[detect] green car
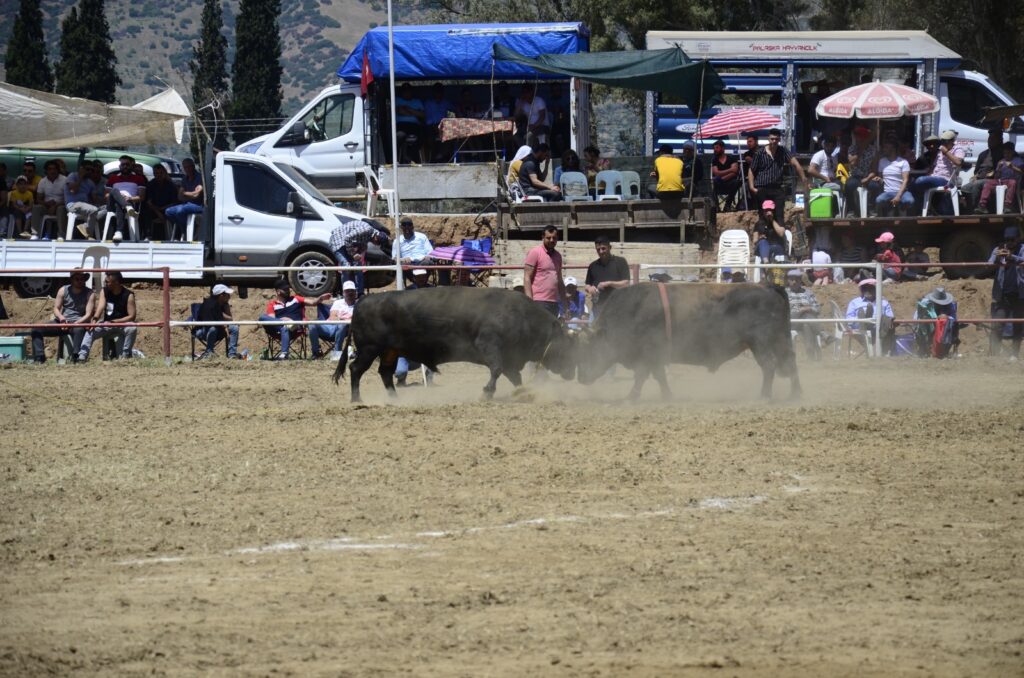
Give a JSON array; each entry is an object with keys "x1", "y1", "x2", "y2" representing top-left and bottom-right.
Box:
[{"x1": 0, "y1": 147, "x2": 183, "y2": 179}]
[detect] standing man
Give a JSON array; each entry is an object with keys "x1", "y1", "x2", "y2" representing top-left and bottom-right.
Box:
[
  {"x1": 523, "y1": 225, "x2": 567, "y2": 316},
  {"x1": 392, "y1": 216, "x2": 433, "y2": 269},
  {"x1": 747, "y1": 128, "x2": 808, "y2": 211},
  {"x1": 195, "y1": 284, "x2": 240, "y2": 359},
  {"x1": 30, "y1": 268, "x2": 95, "y2": 363},
  {"x1": 329, "y1": 218, "x2": 388, "y2": 293},
  {"x1": 164, "y1": 158, "x2": 203, "y2": 241},
  {"x1": 514, "y1": 84, "x2": 548, "y2": 147},
  {"x1": 584, "y1": 235, "x2": 631, "y2": 318},
  {"x1": 78, "y1": 271, "x2": 138, "y2": 361},
  {"x1": 988, "y1": 226, "x2": 1024, "y2": 360}
]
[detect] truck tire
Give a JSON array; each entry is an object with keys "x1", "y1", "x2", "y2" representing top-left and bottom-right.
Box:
[
  {"x1": 940, "y1": 228, "x2": 996, "y2": 279},
  {"x1": 14, "y1": 276, "x2": 57, "y2": 298},
  {"x1": 287, "y1": 251, "x2": 338, "y2": 297}
]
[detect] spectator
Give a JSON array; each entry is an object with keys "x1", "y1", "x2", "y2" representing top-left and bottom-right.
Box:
[
  {"x1": 786, "y1": 269, "x2": 822, "y2": 360},
  {"x1": 559, "y1": 276, "x2": 587, "y2": 327},
  {"x1": 730, "y1": 270, "x2": 748, "y2": 283},
  {"x1": 310, "y1": 280, "x2": 358, "y2": 359},
  {"x1": 836, "y1": 232, "x2": 870, "y2": 282},
  {"x1": 912, "y1": 130, "x2": 964, "y2": 215},
  {"x1": 8, "y1": 175, "x2": 34, "y2": 237},
  {"x1": 846, "y1": 278, "x2": 895, "y2": 355},
  {"x1": 410, "y1": 268, "x2": 433, "y2": 289},
  {"x1": 518, "y1": 143, "x2": 561, "y2": 202},
  {"x1": 903, "y1": 242, "x2": 931, "y2": 280},
  {"x1": 30, "y1": 268, "x2": 95, "y2": 363},
  {"x1": 65, "y1": 162, "x2": 99, "y2": 240},
  {"x1": 810, "y1": 247, "x2": 833, "y2": 286},
  {"x1": 867, "y1": 140, "x2": 913, "y2": 216},
  {"x1": 747, "y1": 128, "x2": 807, "y2": 210},
  {"x1": 506, "y1": 144, "x2": 531, "y2": 187},
  {"x1": 145, "y1": 163, "x2": 179, "y2": 240},
  {"x1": 680, "y1": 141, "x2": 704, "y2": 193},
  {"x1": 553, "y1": 148, "x2": 581, "y2": 185},
  {"x1": 752, "y1": 200, "x2": 788, "y2": 263},
  {"x1": 260, "y1": 279, "x2": 332, "y2": 361},
  {"x1": 0, "y1": 162, "x2": 8, "y2": 227},
  {"x1": 974, "y1": 142, "x2": 1023, "y2": 214},
  {"x1": 523, "y1": 225, "x2": 567, "y2": 316},
  {"x1": 329, "y1": 218, "x2": 388, "y2": 293},
  {"x1": 21, "y1": 160, "x2": 41, "y2": 195},
  {"x1": 495, "y1": 80, "x2": 516, "y2": 118},
  {"x1": 741, "y1": 134, "x2": 758, "y2": 167},
  {"x1": 392, "y1": 216, "x2": 433, "y2": 268},
  {"x1": 77, "y1": 271, "x2": 137, "y2": 361},
  {"x1": 720, "y1": 267, "x2": 733, "y2": 283},
  {"x1": 423, "y1": 83, "x2": 453, "y2": 162},
  {"x1": 649, "y1": 145, "x2": 684, "y2": 199},
  {"x1": 454, "y1": 86, "x2": 481, "y2": 119},
  {"x1": 103, "y1": 155, "x2": 146, "y2": 242},
  {"x1": 710, "y1": 139, "x2": 741, "y2": 210},
  {"x1": 195, "y1": 283, "x2": 240, "y2": 359},
  {"x1": 547, "y1": 82, "x2": 571, "y2": 156},
  {"x1": 31, "y1": 160, "x2": 67, "y2": 239},
  {"x1": 873, "y1": 231, "x2": 902, "y2": 282},
  {"x1": 394, "y1": 83, "x2": 425, "y2": 162},
  {"x1": 584, "y1": 234, "x2": 631, "y2": 317},
  {"x1": 843, "y1": 126, "x2": 878, "y2": 216},
  {"x1": 962, "y1": 130, "x2": 1004, "y2": 209},
  {"x1": 914, "y1": 287, "x2": 960, "y2": 358},
  {"x1": 648, "y1": 268, "x2": 673, "y2": 283},
  {"x1": 988, "y1": 226, "x2": 1024, "y2": 360},
  {"x1": 165, "y1": 158, "x2": 203, "y2": 241},
  {"x1": 582, "y1": 145, "x2": 610, "y2": 191},
  {"x1": 514, "y1": 84, "x2": 548, "y2": 147}
]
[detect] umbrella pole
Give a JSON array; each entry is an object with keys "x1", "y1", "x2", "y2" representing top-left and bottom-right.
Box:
[{"x1": 738, "y1": 132, "x2": 748, "y2": 211}]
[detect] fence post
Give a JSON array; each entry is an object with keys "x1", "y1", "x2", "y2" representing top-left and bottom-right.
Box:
[
  {"x1": 162, "y1": 267, "x2": 172, "y2": 366},
  {"x1": 874, "y1": 261, "x2": 883, "y2": 358}
]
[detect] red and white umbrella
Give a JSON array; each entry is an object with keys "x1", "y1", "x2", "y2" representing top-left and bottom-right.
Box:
[
  {"x1": 815, "y1": 81, "x2": 939, "y2": 119},
  {"x1": 693, "y1": 108, "x2": 782, "y2": 139}
]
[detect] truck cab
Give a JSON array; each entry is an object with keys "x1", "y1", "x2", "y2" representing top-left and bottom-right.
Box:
[{"x1": 939, "y1": 70, "x2": 1024, "y2": 164}]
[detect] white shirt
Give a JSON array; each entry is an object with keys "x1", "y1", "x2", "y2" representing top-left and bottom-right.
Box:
[
  {"x1": 328, "y1": 298, "x2": 356, "y2": 322},
  {"x1": 878, "y1": 157, "x2": 910, "y2": 193},
  {"x1": 112, "y1": 180, "x2": 140, "y2": 198},
  {"x1": 37, "y1": 175, "x2": 67, "y2": 203},
  {"x1": 810, "y1": 149, "x2": 835, "y2": 181},
  {"x1": 516, "y1": 95, "x2": 547, "y2": 127}
]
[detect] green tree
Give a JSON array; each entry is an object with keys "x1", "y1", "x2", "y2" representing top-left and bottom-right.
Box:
[
  {"x1": 55, "y1": 0, "x2": 121, "y2": 103},
  {"x1": 4, "y1": 0, "x2": 54, "y2": 91},
  {"x1": 190, "y1": 0, "x2": 231, "y2": 153},
  {"x1": 230, "y1": 0, "x2": 283, "y2": 143}
]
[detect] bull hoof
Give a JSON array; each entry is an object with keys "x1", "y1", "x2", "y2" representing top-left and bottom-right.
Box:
[
  {"x1": 789, "y1": 387, "x2": 803, "y2": 401},
  {"x1": 480, "y1": 389, "x2": 495, "y2": 401}
]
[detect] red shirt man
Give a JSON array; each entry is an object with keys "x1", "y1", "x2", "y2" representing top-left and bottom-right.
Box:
[{"x1": 523, "y1": 225, "x2": 567, "y2": 316}]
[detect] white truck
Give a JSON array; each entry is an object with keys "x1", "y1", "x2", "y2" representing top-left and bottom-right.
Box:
[{"x1": 0, "y1": 151, "x2": 377, "y2": 298}]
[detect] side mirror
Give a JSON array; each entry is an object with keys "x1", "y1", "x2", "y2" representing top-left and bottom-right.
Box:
[
  {"x1": 286, "y1": 191, "x2": 302, "y2": 216},
  {"x1": 281, "y1": 121, "x2": 307, "y2": 146}
]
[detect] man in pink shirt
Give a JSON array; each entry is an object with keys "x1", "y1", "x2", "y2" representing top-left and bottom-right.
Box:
[{"x1": 523, "y1": 226, "x2": 567, "y2": 316}]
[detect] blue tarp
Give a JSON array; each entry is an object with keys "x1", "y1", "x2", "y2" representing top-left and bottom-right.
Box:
[{"x1": 336, "y1": 23, "x2": 590, "y2": 83}]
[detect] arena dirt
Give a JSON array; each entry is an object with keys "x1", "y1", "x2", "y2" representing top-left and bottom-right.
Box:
[{"x1": 1, "y1": 355, "x2": 1022, "y2": 676}]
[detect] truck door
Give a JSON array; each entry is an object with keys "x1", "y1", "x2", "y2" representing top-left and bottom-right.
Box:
[
  {"x1": 939, "y1": 74, "x2": 1013, "y2": 165},
  {"x1": 216, "y1": 159, "x2": 307, "y2": 270},
  {"x1": 282, "y1": 92, "x2": 363, "y2": 194}
]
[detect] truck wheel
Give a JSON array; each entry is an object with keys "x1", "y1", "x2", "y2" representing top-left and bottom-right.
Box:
[
  {"x1": 287, "y1": 251, "x2": 338, "y2": 297},
  {"x1": 940, "y1": 229, "x2": 996, "y2": 279},
  {"x1": 14, "y1": 277, "x2": 57, "y2": 298}
]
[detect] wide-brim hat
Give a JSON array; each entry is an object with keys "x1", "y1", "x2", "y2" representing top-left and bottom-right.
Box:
[{"x1": 927, "y1": 287, "x2": 953, "y2": 305}]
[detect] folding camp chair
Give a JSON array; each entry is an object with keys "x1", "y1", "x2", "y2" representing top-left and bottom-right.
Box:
[
  {"x1": 189, "y1": 302, "x2": 232, "y2": 360},
  {"x1": 264, "y1": 303, "x2": 309, "y2": 359}
]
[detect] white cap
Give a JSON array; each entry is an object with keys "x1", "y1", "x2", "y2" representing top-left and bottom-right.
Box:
[
  {"x1": 412, "y1": 268, "x2": 427, "y2": 276},
  {"x1": 342, "y1": 280, "x2": 357, "y2": 291},
  {"x1": 212, "y1": 283, "x2": 233, "y2": 296},
  {"x1": 511, "y1": 276, "x2": 524, "y2": 289},
  {"x1": 564, "y1": 276, "x2": 578, "y2": 286}
]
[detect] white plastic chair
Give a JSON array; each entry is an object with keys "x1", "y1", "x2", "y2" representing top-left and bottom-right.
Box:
[
  {"x1": 995, "y1": 184, "x2": 1008, "y2": 215},
  {"x1": 509, "y1": 182, "x2": 544, "y2": 203},
  {"x1": 559, "y1": 171, "x2": 592, "y2": 202},
  {"x1": 38, "y1": 215, "x2": 60, "y2": 240},
  {"x1": 620, "y1": 171, "x2": 642, "y2": 199},
  {"x1": 856, "y1": 187, "x2": 870, "y2": 218},
  {"x1": 100, "y1": 211, "x2": 139, "y2": 242},
  {"x1": 829, "y1": 299, "x2": 874, "y2": 359},
  {"x1": 363, "y1": 166, "x2": 398, "y2": 218},
  {"x1": 185, "y1": 213, "x2": 201, "y2": 241},
  {"x1": 922, "y1": 170, "x2": 961, "y2": 216},
  {"x1": 595, "y1": 170, "x2": 623, "y2": 201},
  {"x1": 716, "y1": 229, "x2": 751, "y2": 283}
]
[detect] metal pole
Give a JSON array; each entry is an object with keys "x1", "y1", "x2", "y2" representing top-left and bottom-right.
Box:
[
  {"x1": 874, "y1": 261, "x2": 883, "y2": 357},
  {"x1": 161, "y1": 267, "x2": 172, "y2": 366},
  {"x1": 385, "y1": 0, "x2": 404, "y2": 291}
]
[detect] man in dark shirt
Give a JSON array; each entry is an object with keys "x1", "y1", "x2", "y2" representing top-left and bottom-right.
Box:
[
  {"x1": 747, "y1": 128, "x2": 808, "y2": 210},
  {"x1": 584, "y1": 235, "x2": 631, "y2": 318},
  {"x1": 144, "y1": 163, "x2": 179, "y2": 240},
  {"x1": 195, "y1": 284, "x2": 240, "y2": 359},
  {"x1": 988, "y1": 226, "x2": 1024, "y2": 359},
  {"x1": 518, "y1": 143, "x2": 562, "y2": 201}
]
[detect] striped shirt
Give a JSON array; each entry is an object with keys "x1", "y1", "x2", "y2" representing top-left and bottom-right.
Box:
[
  {"x1": 749, "y1": 146, "x2": 792, "y2": 188},
  {"x1": 329, "y1": 220, "x2": 376, "y2": 251},
  {"x1": 786, "y1": 287, "x2": 820, "y2": 316}
]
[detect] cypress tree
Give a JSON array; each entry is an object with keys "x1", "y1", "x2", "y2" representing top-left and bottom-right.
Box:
[
  {"x1": 230, "y1": 0, "x2": 283, "y2": 143},
  {"x1": 4, "y1": 0, "x2": 54, "y2": 92},
  {"x1": 190, "y1": 0, "x2": 231, "y2": 153},
  {"x1": 55, "y1": 0, "x2": 120, "y2": 103}
]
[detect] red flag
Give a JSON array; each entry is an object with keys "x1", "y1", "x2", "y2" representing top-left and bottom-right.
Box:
[{"x1": 360, "y1": 50, "x2": 374, "y2": 97}]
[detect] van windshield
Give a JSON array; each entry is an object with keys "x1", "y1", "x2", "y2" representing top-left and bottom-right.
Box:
[{"x1": 273, "y1": 163, "x2": 333, "y2": 206}]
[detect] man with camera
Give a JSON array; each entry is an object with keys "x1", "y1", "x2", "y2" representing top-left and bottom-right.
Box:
[{"x1": 988, "y1": 225, "x2": 1024, "y2": 360}]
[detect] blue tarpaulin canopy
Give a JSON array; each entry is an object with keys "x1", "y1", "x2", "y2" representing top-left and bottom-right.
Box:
[{"x1": 336, "y1": 23, "x2": 590, "y2": 83}]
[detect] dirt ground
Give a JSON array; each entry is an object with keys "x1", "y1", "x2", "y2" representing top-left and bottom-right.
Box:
[{"x1": 1, "y1": 352, "x2": 1022, "y2": 676}]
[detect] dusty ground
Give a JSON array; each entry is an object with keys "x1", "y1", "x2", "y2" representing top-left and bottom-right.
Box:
[{"x1": 0, "y1": 354, "x2": 1022, "y2": 676}]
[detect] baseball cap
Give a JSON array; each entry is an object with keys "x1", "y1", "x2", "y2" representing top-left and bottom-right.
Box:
[
  {"x1": 924, "y1": 135, "x2": 940, "y2": 144},
  {"x1": 15, "y1": 175, "x2": 27, "y2": 183},
  {"x1": 858, "y1": 278, "x2": 878, "y2": 287},
  {"x1": 761, "y1": 200, "x2": 776, "y2": 210},
  {"x1": 939, "y1": 130, "x2": 958, "y2": 141},
  {"x1": 786, "y1": 269, "x2": 803, "y2": 278},
  {"x1": 875, "y1": 232, "x2": 895, "y2": 243},
  {"x1": 212, "y1": 283, "x2": 233, "y2": 296},
  {"x1": 399, "y1": 216, "x2": 413, "y2": 226},
  {"x1": 564, "y1": 276, "x2": 578, "y2": 286},
  {"x1": 342, "y1": 280, "x2": 357, "y2": 291},
  {"x1": 411, "y1": 268, "x2": 427, "y2": 276},
  {"x1": 274, "y1": 279, "x2": 291, "y2": 291}
]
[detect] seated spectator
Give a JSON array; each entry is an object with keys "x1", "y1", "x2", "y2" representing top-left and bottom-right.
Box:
[
  {"x1": 710, "y1": 139, "x2": 741, "y2": 210},
  {"x1": 30, "y1": 268, "x2": 95, "y2": 363},
  {"x1": 410, "y1": 268, "x2": 433, "y2": 289},
  {"x1": 145, "y1": 163, "x2": 179, "y2": 240},
  {"x1": 843, "y1": 126, "x2": 878, "y2": 217},
  {"x1": 310, "y1": 280, "x2": 358, "y2": 359},
  {"x1": 103, "y1": 155, "x2": 146, "y2": 241},
  {"x1": 873, "y1": 232, "x2": 902, "y2": 282},
  {"x1": 77, "y1": 271, "x2": 137, "y2": 361},
  {"x1": 507, "y1": 145, "x2": 531, "y2": 187},
  {"x1": 867, "y1": 140, "x2": 913, "y2": 216},
  {"x1": 846, "y1": 278, "x2": 895, "y2": 355},
  {"x1": 988, "y1": 226, "x2": 1024, "y2": 360},
  {"x1": 392, "y1": 216, "x2": 433, "y2": 269},
  {"x1": 730, "y1": 270, "x2": 748, "y2": 283},
  {"x1": 962, "y1": 130, "x2": 1004, "y2": 209},
  {"x1": 0, "y1": 162, "x2": 9, "y2": 227},
  {"x1": 720, "y1": 267, "x2": 733, "y2": 283},
  {"x1": 837, "y1": 232, "x2": 870, "y2": 282},
  {"x1": 553, "y1": 148, "x2": 581, "y2": 185},
  {"x1": 912, "y1": 130, "x2": 964, "y2": 215},
  {"x1": 423, "y1": 83, "x2": 453, "y2": 162},
  {"x1": 454, "y1": 86, "x2": 481, "y2": 119},
  {"x1": 394, "y1": 83, "x2": 425, "y2": 162},
  {"x1": 582, "y1": 145, "x2": 610, "y2": 191},
  {"x1": 680, "y1": 141, "x2": 704, "y2": 193},
  {"x1": 165, "y1": 158, "x2": 203, "y2": 241},
  {"x1": 260, "y1": 279, "x2": 332, "y2": 361},
  {"x1": 8, "y1": 175, "x2": 34, "y2": 236},
  {"x1": 810, "y1": 247, "x2": 833, "y2": 286},
  {"x1": 913, "y1": 287, "x2": 960, "y2": 358},
  {"x1": 518, "y1": 143, "x2": 561, "y2": 201},
  {"x1": 65, "y1": 162, "x2": 99, "y2": 239},
  {"x1": 195, "y1": 284, "x2": 239, "y2": 359},
  {"x1": 31, "y1": 160, "x2": 67, "y2": 239},
  {"x1": 974, "y1": 142, "x2": 1023, "y2": 214},
  {"x1": 559, "y1": 276, "x2": 588, "y2": 328},
  {"x1": 786, "y1": 269, "x2": 823, "y2": 360},
  {"x1": 903, "y1": 242, "x2": 931, "y2": 280},
  {"x1": 649, "y1": 145, "x2": 684, "y2": 199},
  {"x1": 752, "y1": 200, "x2": 788, "y2": 263},
  {"x1": 20, "y1": 160, "x2": 41, "y2": 195}
]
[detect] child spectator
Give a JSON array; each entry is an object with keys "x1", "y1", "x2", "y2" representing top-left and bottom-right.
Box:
[
  {"x1": 810, "y1": 247, "x2": 832, "y2": 285},
  {"x1": 873, "y1": 232, "x2": 902, "y2": 282},
  {"x1": 8, "y1": 176, "x2": 34, "y2": 237}
]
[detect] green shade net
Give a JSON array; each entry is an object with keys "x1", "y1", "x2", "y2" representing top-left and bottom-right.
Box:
[{"x1": 493, "y1": 44, "x2": 725, "y2": 112}]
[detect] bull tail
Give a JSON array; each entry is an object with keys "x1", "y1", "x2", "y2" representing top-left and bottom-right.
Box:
[{"x1": 332, "y1": 332, "x2": 352, "y2": 385}]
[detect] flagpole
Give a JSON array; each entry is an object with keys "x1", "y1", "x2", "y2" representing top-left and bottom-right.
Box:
[{"x1": 385, "y1": 0, "x2": 404, "y2": 290}]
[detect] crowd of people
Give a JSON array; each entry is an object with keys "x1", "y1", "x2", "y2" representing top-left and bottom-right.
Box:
[{"x1": 0, "y1": 155, "x2": 203, "y2": 243}]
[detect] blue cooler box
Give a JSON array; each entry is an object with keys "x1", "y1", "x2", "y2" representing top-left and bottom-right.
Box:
[{"x1": 0, "y1": 336, "x2": 27, "y2": 363}]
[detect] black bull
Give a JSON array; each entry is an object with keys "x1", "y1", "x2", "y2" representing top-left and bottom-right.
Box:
[
  {"x1": 576, "y1": 283, "x2": 801, "y2": 399},
  {"x1": 333, "y1": 287, "x2": 576, "y2": 401}
]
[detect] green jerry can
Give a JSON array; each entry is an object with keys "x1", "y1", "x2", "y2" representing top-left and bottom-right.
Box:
[{"x1": 808, "y1": 187, "x2": 835, "y2": 219}]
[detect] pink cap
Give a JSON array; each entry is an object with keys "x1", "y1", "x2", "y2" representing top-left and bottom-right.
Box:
[
  {"x1": 875, "y1": 232, "x2": 895, "y2": 243},
  {"x1": 761, "y1": 200, "x2": 776, "y2": 210},
  {"x1": 858, "y1": 278, "x2": 878, "y2": 287}
]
